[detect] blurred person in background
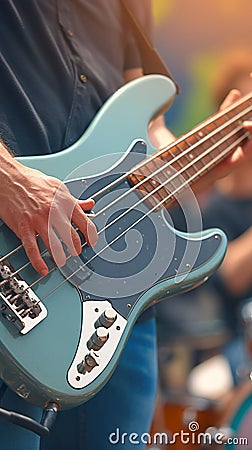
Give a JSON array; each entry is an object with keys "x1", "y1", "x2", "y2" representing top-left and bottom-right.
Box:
[
  {"x1": 200, "y1": 48, "x2": 252, "y2": 384},
  {"x1": 156, "y1": 48, "x2": 252, "y2": 397}
]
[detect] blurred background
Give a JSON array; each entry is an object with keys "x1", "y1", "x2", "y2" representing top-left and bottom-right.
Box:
[
  {"x1": 152, "y1": 0, "x2": 252, "y2": 134},
  {"x1": 148, "y1": 2, "x2": 252, "y2": 447}
]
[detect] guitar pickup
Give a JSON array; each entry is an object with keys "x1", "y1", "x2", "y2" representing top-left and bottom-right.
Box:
[{"x1": 0, "y1": 263, "x2": 47, "y2": 334}]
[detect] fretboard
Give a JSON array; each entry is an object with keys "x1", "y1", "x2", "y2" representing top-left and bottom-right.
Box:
[{"x1": 128, "y1": 92, "x2": 252, "y2": 209}]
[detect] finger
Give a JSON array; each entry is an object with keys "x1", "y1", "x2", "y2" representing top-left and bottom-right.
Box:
[
  {"x1": 20, "y1": 229, "x2": 49, "y2": 276},
  {"x1": 54, "y1": 220, "x2": 82, "y2": 256},
  {"x1": 243, "y1": 120, "x2": 252, "y2": 130},
  {"x1": 40, "y1": 227, "x2": 67, "y2": 268},
  {"x1": 229, "y1": 146, "x2": 245, "y2": 164},
  {"x1": 79, "y1": 198, "x2": 95, "y2": 211},
  {"x1": 220, "y1": 89, "x2": 241, "y2": 111},
  {"x1": 72, "y1": 204, "x2": 98, "y2": 247},
  {"x1": 69, "y1": 226, "x2": 82, "y2": 255}
]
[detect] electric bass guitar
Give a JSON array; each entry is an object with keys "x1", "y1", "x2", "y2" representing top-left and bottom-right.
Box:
[{"x1": 0, "y1": 75, "x2": 251, "y2": 414}]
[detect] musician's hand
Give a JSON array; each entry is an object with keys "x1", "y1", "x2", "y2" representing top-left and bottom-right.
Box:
[
  {"x1": 0, "y1": 151, "x2": 98, "y2": 276},
  {"x1": 215, "y1": 74, "x2": 252, "y2": 177}
]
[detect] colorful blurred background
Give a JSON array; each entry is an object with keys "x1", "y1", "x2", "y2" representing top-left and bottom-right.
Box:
[{"x1": 152, "y1": 0, "x2": 252, "y2": 136}]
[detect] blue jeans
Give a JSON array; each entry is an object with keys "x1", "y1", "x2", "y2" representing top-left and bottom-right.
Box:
[
  {"x1": 223, "y1": 336, "x2": 248, "y2": 385},
  {"x1": 0, "y1": 319, "x2": 157, "y2": 450},
  {"x1": 0, "y1": 384, "x2": 41, "y2": 450}
]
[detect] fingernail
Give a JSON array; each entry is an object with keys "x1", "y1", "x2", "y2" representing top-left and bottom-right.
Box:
[{"x1": 41, "y1": 268, "x2": 49, "y2": 277}]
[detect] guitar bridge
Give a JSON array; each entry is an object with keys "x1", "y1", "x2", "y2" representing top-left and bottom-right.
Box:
[{"x1": 0, "y1": 262, "x2": 47, "y2": 334}]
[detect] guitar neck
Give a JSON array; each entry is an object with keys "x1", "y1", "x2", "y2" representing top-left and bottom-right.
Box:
[{"x1": 129, "y1": 92, "x2": 252, "y2": 208}]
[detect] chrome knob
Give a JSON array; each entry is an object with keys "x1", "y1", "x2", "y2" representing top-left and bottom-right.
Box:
[
  {"x1": 87, "y1": 327, "x2": 109, "y2": 351},
  {"x1": 95, "y1": 308, "x2": 117, "y2": 328},
  {"x1": 0, "y1": 264, "x2": 11, "y2": 279},
  {"x1": 77, "y1": 354, "x2": 98, "y2": 374}
]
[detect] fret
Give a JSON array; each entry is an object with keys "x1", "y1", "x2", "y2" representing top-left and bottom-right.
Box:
[
  {"x1": 176, "y1": 141, "x2": 199, "y2": 179},
  {"x1": 152, "y1": 145, "x2": 193, "y2": 202},
  {"x1": 160, "y1": 146, "x2": 194, "y2": 206},
  {"x1": 193, "y1": 128, "x2": 213, "y2": 168},
  {"x1": 137, "y1": 155, "x2": 170, "y2": 197},
  {"x1": 161, "y1": 146, "x2": 189, "y2": 176},
  {"x1": 218, "y1": 114, "x2": 244, "y2": 153},
  {"x1": 161, "y1": 145, "x2": 191, "y2": 181},
  {"x1": 128, "y1": 154, "x2": 173, "y2": 208},
  {"x1": 185, "y1": 134, "x2": 205, "y2": 169}
]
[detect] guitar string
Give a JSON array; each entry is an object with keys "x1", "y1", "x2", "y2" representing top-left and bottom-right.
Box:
[
  {"x1": 0, "y1": 93, "x2": 251, "y2": 268},
  {"x1": 85, "y1": 93, "x2": 252, "y2": 203},
  {"x1": 1, "y1": 97, "x2": 251, "y2": 273},
  {"x1": 36, "y1": 131, "x2": 248, "y2": 306},
  {"x1": 2, "y1": 111, "x2": 249, "y2": 292},
  {"x1": 1, "y1": 102, "x2": 251, "y2": 307},
  {"x1": 83, "y1": 108, "x2": 252, "y2": 219},
  {"x1": 1, "y1": 104, "x2": 251, "y2": 305}
]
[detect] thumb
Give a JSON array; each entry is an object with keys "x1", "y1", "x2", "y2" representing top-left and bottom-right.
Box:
[{"x1": 78, "y1": 198, "x2": 95, "y2": 211}]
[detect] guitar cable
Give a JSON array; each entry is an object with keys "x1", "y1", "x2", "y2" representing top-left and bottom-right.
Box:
[{"x1": 0, "y1": 383, "x2": 58, "y2": 437}]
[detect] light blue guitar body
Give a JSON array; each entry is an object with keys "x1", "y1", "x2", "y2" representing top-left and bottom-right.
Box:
[{"x1": 0, "y1": 75, "x2": 227, "y2": 410}]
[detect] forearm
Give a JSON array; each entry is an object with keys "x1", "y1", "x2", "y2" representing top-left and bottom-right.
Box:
[
  {"x1": 0, "y1": 140, "x2": 18, "y2": 176},
  {"x1": 148, "y1": 114, "x2": 175, "y2": 149},
  {"x1": 0, "y1": 141, "x2": 26, "y2": 208},
  {"x1": 0, "y1": 140, "x2": 42, "y2": 219},
  {"x1": 220, "y1": 227, "x2": 252, "y2": 295}
]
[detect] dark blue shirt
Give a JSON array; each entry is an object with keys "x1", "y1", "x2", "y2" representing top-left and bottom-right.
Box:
[
  {"x1": 202, "y1": 191, "x2": 252, "y2": 334},
  {"x1": 0, "y1": 0, "x2": 155, "y2": 322},
  {"x1": 0, "y1": 0, "x2": 141, "y2": 156}
]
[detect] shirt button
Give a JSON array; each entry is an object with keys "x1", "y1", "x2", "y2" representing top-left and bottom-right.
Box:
[
  {"x1": 80, "y1": 74, "x2": 87, "y2": 83},
  {"x1": 67, "y1": 29, "x2": 74, "y2": 37}
]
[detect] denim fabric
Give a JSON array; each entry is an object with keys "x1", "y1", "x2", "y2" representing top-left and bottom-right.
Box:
[
  {"x1": 0, "y1": 383, "x2": 42, "y2": 450},
  {"x1": 41, "y1": 318, "x2": 158, "y2": 450},
  {"x1": 0, "y1": 319, "x2": 157, "y2": 450}
]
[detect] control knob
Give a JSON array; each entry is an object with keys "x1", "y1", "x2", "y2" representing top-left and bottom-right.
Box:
[
  {"x1": 87, "y1": 327, "x2": 109, "y2": 351},
  {"x1": 77, "y1": 354, "x2": 98, "y2": 374},
  {"x1": 95, "y1": 308, "x2": 117, "y2": 328}
]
